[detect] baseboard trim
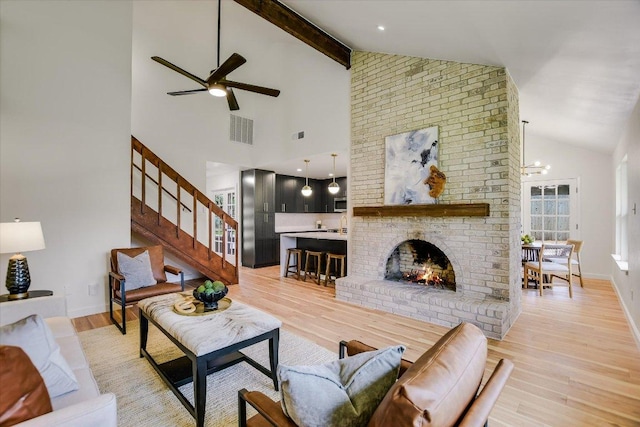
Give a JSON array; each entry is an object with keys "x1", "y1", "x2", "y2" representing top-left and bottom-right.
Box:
[
  {"x1": 584, "y1": 272, "x2": 610, "y2": 281},
  {"x1": 68, "y1": 303, "x2": 110, "y2": 319},
  {"x1": 610, "y1": 275, "x2": 640, "y2": 351}
]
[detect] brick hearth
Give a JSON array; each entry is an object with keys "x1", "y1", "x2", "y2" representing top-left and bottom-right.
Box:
[{"x1": 336, "y1": 277, "x2": 509, "y2": 340}]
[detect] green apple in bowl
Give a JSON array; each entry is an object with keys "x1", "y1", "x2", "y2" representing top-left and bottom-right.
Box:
[{"x1": 193, "y1": 281, "x2": 228, "y2": 311}]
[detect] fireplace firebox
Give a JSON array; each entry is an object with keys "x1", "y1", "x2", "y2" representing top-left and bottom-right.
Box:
[{"x1": 385, "y1": 239, "x2": 456, "y2": 291}]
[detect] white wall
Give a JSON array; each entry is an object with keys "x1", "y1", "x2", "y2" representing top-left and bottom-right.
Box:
[
  {"x1": 611, "y1": 98, "x2": 640, "y2": 344},
  {"x1": 523, "y1": 134, "x2": 614, "y2": 279},
  {"x1": 207, "y1": 170, "x2": 240, "y2": 196},
  {"x1": 0, "y1": 1, "x2": 133, "y2": 317}
]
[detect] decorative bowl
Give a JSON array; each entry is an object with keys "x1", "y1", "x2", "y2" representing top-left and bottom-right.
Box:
[{"x1": 192, "y1": 286, "x2": 228, "y2": 310}]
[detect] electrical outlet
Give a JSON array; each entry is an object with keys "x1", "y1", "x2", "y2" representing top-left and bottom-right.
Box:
[{"x1": 88, "y1": 283, "x2": 98, "y2": 296}]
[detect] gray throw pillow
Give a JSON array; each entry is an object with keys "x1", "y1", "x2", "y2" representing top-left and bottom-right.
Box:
[
  {"x1": 0, "y1": 314, "x2": 79, "y2": 398},
  {"x1": 117, "y1": 250, "x2": 156, "y2": 290},
  {"x1": 278, "y1": 344, "x2": 405, "y2": 427}
]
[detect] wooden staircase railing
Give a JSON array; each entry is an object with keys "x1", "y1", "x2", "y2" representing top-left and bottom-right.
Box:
[{"x1": 130, "y1": 136, "x2": 239, "y2": 285}]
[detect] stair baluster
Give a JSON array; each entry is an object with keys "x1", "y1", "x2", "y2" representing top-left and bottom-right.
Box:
[{"x1": 130, "y1": 136, "x2": 238, "y2": 284}]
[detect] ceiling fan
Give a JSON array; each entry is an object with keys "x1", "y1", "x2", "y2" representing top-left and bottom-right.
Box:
[{"x1": 151, "y1": 0, "x2": 280, "y2": 111}]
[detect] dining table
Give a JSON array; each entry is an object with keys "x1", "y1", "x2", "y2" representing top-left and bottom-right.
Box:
[{"x1": 521, "y1": 242, "x2": 542, "y2": 263}]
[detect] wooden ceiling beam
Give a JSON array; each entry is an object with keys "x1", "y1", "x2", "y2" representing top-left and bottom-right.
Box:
[{"x1": 232, "y1": 0, "x2": 351, "y2": 69}]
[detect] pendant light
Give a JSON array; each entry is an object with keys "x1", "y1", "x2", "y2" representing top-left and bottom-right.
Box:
[
  {"x1": 328, "y1": 153, "x2": 340, "y2": 194},
  {"x1": 301, "y1": 159, "x2": 312, "y2": 197}
]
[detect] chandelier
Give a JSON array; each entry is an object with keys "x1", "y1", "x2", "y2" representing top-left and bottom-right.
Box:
[{"x1": 521, "y1": 120, "x2": 550, "y2": 176}]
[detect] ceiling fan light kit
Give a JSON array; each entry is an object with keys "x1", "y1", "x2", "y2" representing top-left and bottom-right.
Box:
[
  {"x1": 328, "y1": 153, "x2": 340, "y2": 194},
  {"x1": 151, "y1": 0, "x2": 279, "y2": 111},
  {"x1": 208, "y1": 84, "x2": 227, "y2": 97}
]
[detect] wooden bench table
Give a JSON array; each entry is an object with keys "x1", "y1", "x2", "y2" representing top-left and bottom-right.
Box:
[{"x1": 138, "y1": 293, "x2": 281, "y2": 427}]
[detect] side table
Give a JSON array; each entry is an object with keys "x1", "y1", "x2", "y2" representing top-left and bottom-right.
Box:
[
  {"x1": 0, "y1": 290, "x2": 53, "y2": 302},
  {"x1": 0, "y1": 291, "x2": 65, "y2": 327}
]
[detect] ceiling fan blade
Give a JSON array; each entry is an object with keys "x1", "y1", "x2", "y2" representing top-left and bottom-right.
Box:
[
  {"x1": 227, "y1": 88, "x2": 240, "y2": 111},
  {"x1": 151, "y1": 56, "x2": 207, "y2": 88},
  {"x1": 223, "y1": 80, "x2": 280, "y2": 97},
  {"x1": 167, "y1": 89, "x2": 208, "y2": 96},
  {"x1": 207, "y1": 53, "x2": 246, "y2": 85}
]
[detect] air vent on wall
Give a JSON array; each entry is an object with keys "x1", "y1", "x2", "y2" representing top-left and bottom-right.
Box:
[{"x1": 230, "y1": 114, "x2": 253, "y2": 145}]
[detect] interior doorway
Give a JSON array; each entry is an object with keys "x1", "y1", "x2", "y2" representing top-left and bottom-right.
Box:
[
  {"x1": 211, "y1": 187, "x2": 237, "y2": 259},
  {"x1": 522, "y1": 178, "x2": 580, "y2": 242}
]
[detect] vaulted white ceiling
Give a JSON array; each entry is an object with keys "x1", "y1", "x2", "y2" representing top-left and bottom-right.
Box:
[{"x1": 282, "y1": 0, "x2": 640, "y2": 154}]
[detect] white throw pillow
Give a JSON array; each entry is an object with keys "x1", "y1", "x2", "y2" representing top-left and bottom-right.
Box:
[
  {"x1": 0, "y1": 314, "x2": 79, "y2": 398},
  {"x1": 117, "y1": 250, "x2": 156, "y2": 290},
  {"x1": 278, "y1": 345, "x2": 405, "y2": 427}
]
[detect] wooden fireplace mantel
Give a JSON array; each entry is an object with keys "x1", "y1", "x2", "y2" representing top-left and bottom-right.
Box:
[{"x1": 352, "y1": 203, "x2": 490, "y2": 217}]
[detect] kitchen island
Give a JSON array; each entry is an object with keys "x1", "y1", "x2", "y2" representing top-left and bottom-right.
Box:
[{"x1": 279, "y1": 231, "x2": 347, "y2": 277}]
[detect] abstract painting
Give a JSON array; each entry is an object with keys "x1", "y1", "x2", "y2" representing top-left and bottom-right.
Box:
[{"x1": 384, "y1": 126, "x2": 439, "y2": 205}]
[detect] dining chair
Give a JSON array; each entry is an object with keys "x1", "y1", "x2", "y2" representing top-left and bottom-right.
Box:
[
  {"x1": 543, "y1": 239, "x2": 584, "y2": 287},
  {"x1": 524, "y1": 243, "x2": 574, "y2": 297},
  {"x1": 521, "y1": 243, "x2": 540, "y2": 288}
]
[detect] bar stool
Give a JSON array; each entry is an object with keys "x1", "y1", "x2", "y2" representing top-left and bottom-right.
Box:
[
  {"x1": 284, "y1": 248, "x2": 303, "y2": 280},
  {"x1": 324, "y1": 253, "x2": 346, "y2": 286},
  {"x1": 303, "y1": 250, "x2": 324, "y2": 285}
]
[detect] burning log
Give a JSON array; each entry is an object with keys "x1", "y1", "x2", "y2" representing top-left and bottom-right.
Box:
[{"x1": 402, "y1": 269, "x2": 445, "y2": 288}]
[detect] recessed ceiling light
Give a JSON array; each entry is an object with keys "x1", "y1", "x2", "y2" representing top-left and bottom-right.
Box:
[
  {"x1": 329, "y1": 173, "x2": 334, "y2": 177},
  {"x1": 377, "y1": 25, "x2": 385, "y2": 31},
  {"x1": 296, "y1": 168, "x2": 302, "y2": 172}
]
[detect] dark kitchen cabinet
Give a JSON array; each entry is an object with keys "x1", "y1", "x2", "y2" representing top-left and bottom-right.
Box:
[
  {"x1": 336, "y1": 177, "x2": 347, "y2": 199},
  {"x1": 242, "y1": 169, "x2": 279, "y2": 268},
  {"x1": 276, "y1": 174, "x2": 303, "y2": 213},
  {"x1": 274, "y1": 174, "x2": 347, "y2": 213},
  {"x1": 275, "y1": 174, "x2": 315, "y2": 213},
  {"x1": 318, "y1": 176, "x2": 348, "y2": 213},
  {"x1": 301, "y1": 178, "x2": 320, "y2": 213},
  {"x1": 318, "y1": 180, "x2": 331, "y2": 213}
]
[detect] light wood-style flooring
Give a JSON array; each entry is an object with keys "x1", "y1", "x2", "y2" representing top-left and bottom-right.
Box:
[{"x1": 73, "y1": 266, "x2": 640, "y2": 426}]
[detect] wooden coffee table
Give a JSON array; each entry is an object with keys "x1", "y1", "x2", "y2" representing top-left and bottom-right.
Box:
[{"x1": 138, "y1": 293, "x2": 281, "y2": 427}]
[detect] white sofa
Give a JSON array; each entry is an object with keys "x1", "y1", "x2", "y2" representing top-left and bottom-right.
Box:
[{"x1": 0, "y1": 295, "x2": 117, "y2": 427}]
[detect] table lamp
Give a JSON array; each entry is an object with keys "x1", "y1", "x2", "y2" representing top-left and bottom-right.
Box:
[{"x1": 0, "y1": 218, "x2": 46, "y2": 299}]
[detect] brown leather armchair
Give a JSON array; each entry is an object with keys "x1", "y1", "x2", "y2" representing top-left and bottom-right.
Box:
[
  {"x1": 239, "y1": 322, "x2": 513, "y2": 427},
  {"x1": 109, "y1": 245, "x2": 184, "y2": 334}
]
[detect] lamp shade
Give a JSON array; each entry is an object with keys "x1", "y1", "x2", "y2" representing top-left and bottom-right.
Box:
[{"x1": 0, "y1": 221, "x2": 46, "y2": 254}]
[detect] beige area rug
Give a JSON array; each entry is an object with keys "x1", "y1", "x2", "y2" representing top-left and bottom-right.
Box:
[{"x1": 79, "y1": 322, "x2": 337, "y2": 427}]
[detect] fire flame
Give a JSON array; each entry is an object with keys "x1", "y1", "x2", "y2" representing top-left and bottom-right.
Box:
[
  {"x1": 418, "y1": 267, "x2": 443, "y2": 284},
  {"x1": 402, "y1": 266, "x2": 443, "y2": 286}
]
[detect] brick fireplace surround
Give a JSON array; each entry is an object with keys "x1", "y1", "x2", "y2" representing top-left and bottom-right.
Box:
[{"x1": 336, "y1": 52, "x2": 522, "y2": 340}]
